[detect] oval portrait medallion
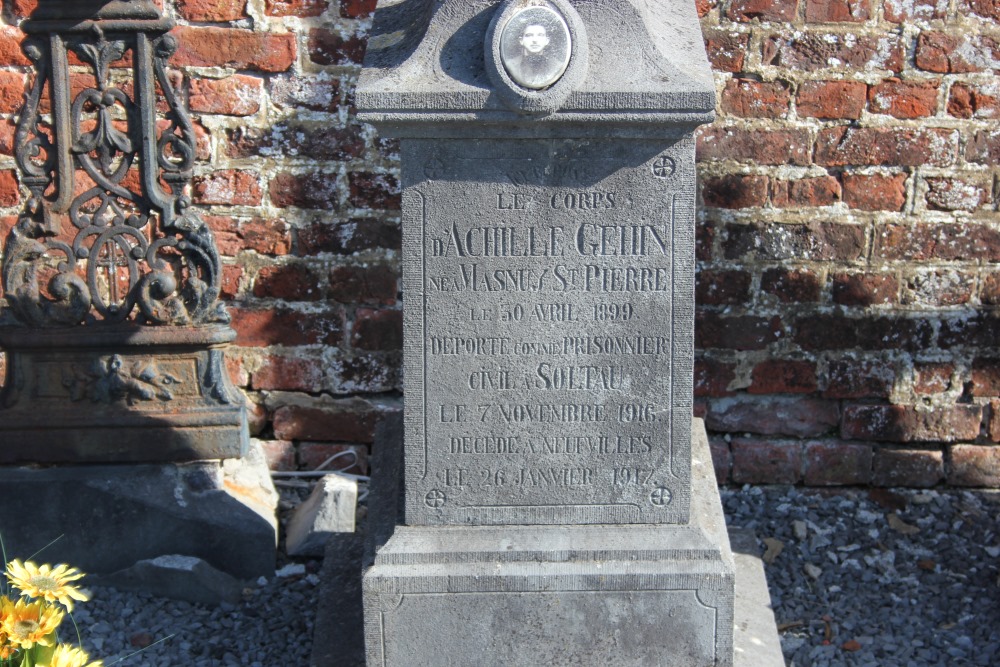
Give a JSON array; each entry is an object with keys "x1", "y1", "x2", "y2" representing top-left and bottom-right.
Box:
[{"x1": 499, "y1": 4, "x2": 572, "y2": 90}]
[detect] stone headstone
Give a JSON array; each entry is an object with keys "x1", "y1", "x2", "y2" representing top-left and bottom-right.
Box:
[{"x1": 356, "y1": 1, "x2": 763, "y2": 665}]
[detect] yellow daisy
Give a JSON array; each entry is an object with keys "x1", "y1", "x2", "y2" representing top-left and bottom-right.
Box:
[
  {"x1": 40, "y1": 644, "x2": 103, "y2": 667},
  {"x1": 1, "y1": 597, "x2": 63, "y2": 649},
  {"x1": 6, "y1": 561, "x2": 89, "y2": 611}
]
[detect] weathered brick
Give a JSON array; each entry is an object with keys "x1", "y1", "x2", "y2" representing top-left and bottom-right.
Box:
[
  {"x1": 330, "y1": 352, "x2": 403, "y2": 394},
  {"x1": 0, "y1": 71, "x2": 25, "y2": 114},
  {"x1": 0, "y1": 170, "x2": 18, "y2": 207},
  {"x1": 309, "y1": 28, "x2": 367, "y2": 66},
  {"x1": 696, "y1": 127, "x2": 811, "y2": 166},
  {"x1": 726, "y1": 0, "x2": 798, "y2": 22},
  {"x1": 964, "y1": 0, "x2": 1000, "y2": 19},
  {"x1": 695, "y1": 269, "x2": 751, "y2": 305},
  {"x1": 696, "y1": 220, "x2": 716, "y2": 262},
  {"x1": 229, "y1": 307, "x2": 344, "y2": 347},
  {"x1": 348, "y1": 172, "x2": 401, "y2": 210},
  {"x1": 868, "y1": 79, "x2": 939, "y2": 118},
  {"x1": 795, "y1": 314, "x2": 935, "y2": 352},
  {"x1": 872, "y1": 448, "x2": 944, "y2": 487},
  {"x1": 172, "y1": 26, "x2": 296, "y2": 72},
  {"x1": 720, "y1": 78, "x2": 790, "y2": 118},
  {"x1": 796, "y1": 80, "x2": 867, "y2": 120},
  {"x1": 703, "y1": 29, "x2": 750, "y2": 73},
  {"x1": 902, "y1": 269, "x2": 974, "y2": 307},
  {"x1": 329, "y1": 264, "x2": 398, "y2": 305},
  {"x1": 207, "y1": 216, "x2": 292, "y2": 256},
  {"x1": 270, "y1": 75, "x2": 340, "y2": 112},
  {"x1": 916, "y1": 31, "x2": 1000, "y2": 74},
  {"x1": 352, "y1": 308, "x2": 403, "y2": 351},
  {"x1": 913, "y1": 362, "x2": 952, "y2": 395},
  {"x1": 815, "y1": 127, "x2": 958, "y2": 168},
  {"x1": 219, "y1": 264, "x2": 243, "y2": 300},
  {"x1": 842, "y1": 172, "x2": 907, "y2": 211},
  {"x1": 266, "y1": 0, "x2": 328, "y2": 16},
  {"x1": 176, "y1": 0, "x2": 247, "y2": 21},
  {"x1": 969, "y1": 358, "x2": 1000, "y2": 397},
  {"x1": 981, "y1": 272, "x2": 1000, "y2": 305},
  {"x1": 340, "y1": 0, "x2": 376, "y2": 17},
  {"x1": 252, "y1": 355, "x2": 324, "y2": 392},
  {"x1": 805, "y1": 0, "x2": 870, "y2": 22},
  {"x1": 297, "y1": 219, "x2": 401, "y2": 255},
  {"x1": 696, "y1": 313, "x2": 783, "y2": 350},
  {"x1": 708, "y1": 437, "x2": 731, "y2": 485},
  {"x1": 771, "y1": 176, "x2": 841, "y2": 208},
  {"x1": 990, "y1": 399, "x2": 1000, "y2": 442},
  {"x1": 949, "y1": 445, "x2": 1000, "y2": 487},
  {"x1": 272, "y1": 399, "x2": 378, "y2": 442},
  {"x1": 257, "y1": 439, "x2": 296, "y2": 472},
  {"x1": 764, "y1": 33, "x2": 903, "y2": 72},
  {"x1": 967, "y1": 128, "x2": 1000, "y2": 164},
  {"x1": 823, "y1": 358, "x2": 895, "y2": 399},
  {"x1": 701, "y1": 174, "x2": 769, "y2": 208},
  {"x1": 253, "y1": 263, "x2": 323, "y2": 301},
  {"x1": 723, "y1": 222, "x2": 865, "y2": 261},
  {"x1": 924, "y1": 177, "x2": 990, "y2": 212},
  {"x1": 694, "y1": 357, "x2": 737, "y2": 397},
  {"x1": 731, "y1": 439, "x2": 802, "y2": 484},
  {"x1": 841, "y1": 404, "x2": 982, "y2": 442},
  {"x1": 226, "y1": 123, "x2": 365, "y2": 161},
  {"x1": 831, "y1": 272, "x2": 898, "y2": 306},
  {"x1": 189, "y1": 76, "x2": 261, "y2": 116},
  {"x1": 874, "y1": 223, "x2": 1000, "y2": 262},
  {"x1": 707, "y1": 396, "x2": 839, "y2": 437},
  {"x1": 270, "y1": 172, "x2": 341, "y2": 209},
  {"x1": 948, "y1": 81, "x2": 1000, "y2": 119},
  {"x1": 885, "y1": 0, "x2": 947, "y2": 21},
  {"x1": 193, "y1": 170, "x2": 262, "y2": 206},
  {"x1": 0, "y1": 27, "x2": 30, "y2": 67},
  {"x1": 803, "y1": 442, "x2": 873, "y2": 485},
  {"x1": 761, "y1": 268, "x2": 821, "y2": 302},
  {"x1": 749, "y1": 359, "x2": 817, "y2": 394},
  {"x1": 940, "y1": 314, "x2": 1000, "y2": 349}
]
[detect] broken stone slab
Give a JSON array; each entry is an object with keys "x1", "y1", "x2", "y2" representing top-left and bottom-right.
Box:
[
  {"x1": 286, "y1": 473, "x2": 359, "y2": 557},
  {"x1": 94, "y1": 555, "x2": 243, "y2": 606}
]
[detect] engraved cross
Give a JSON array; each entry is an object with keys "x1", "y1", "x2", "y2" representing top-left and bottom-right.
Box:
[{"x1": 650, "y1": 487, "x2": 672, "y2": 506}]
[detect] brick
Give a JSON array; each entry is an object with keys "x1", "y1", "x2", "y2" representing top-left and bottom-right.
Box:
[
  {"x1": 720, "y1": 79, "x2": 790, "y2": 118},
  {"x1": 805, "y1": 0, "x2": 871, "y2": 22},
  {"x1": 696, "y1": 221, "x2": 715, "y2": 262},
  {"x1": 189, "y1": 76, "x2": 261, "y2": 116},
  {"x1": 723, "y1": 222, "x2": 865, "y2": 262},
  {"x1": 749, "y1": 359, "x2": 817, "y2": 394},
  {"x1": 192, "y1": 170, "x2": 262, "y2": 207},
  {"x1": 872, "y1": 448, "x2": 943, "y2": 487},
  {"x1": 868, "y1": 79, "x2": 939, "y2": 119},
  {"x1": 967, "y1": 129, "x2": 1000, "y2": 163},
  {"x1": 964, "y1": 0, "x2": 1000, "y2": 19},
  {"x1": 902, "y1": 269, "x2": 974, "y2": 307},
  {"x1": 696, "y1": 127, "x2": 811, "y2": 166},
  {"x1": 924, "y1": 177, "x2": 989, "y2": 212},
  {"x1": 330, "y1": 352, "x2": 403, "y2": 394},
  {"x1": 266, "y1": 0, "x2": 328, "y2": 16},
  {"x1": 229, "y1": 307, "x2": 344, "y2": 347},
  {"x1": 270, "y1": 172, "x2": 341, "y2": 209},
  {"x1": 297, "y1": 219, "x2": 401, "y2": 255},
  {"x1": 916, "y1": 31, "x2": 1000, "y2": 74},
  {"x1": 273, "y1": 399, "x2": 378, "y2": 442},
  {"x1": 990, "y1": 399, "x2": 1000, "y2": 442},
  {"x1": 969, "y1": 358, "x2": 1000, "y2": 397},
  {"x1": 352, "y1": 308, "x2": 403, "y2": 351},
  {"x1": 708, "y1": 437, "x2": 731, "y2": 485},
  {"x1": 761, "y1": 268, "x2": 821, "y2": 303},
  {"x1": 771, "y1": 176, "x2": 841, "y2": 208},
  {"x1": 6, "y1": 0, "x2": 35, "y2": 21},
  {"x1": 823, "y1": 358, "x2": 895, "y2": 399},
  {"x1": 764, "y1": 33, "x2": 903, "y2": 73},
  {"x1": 815, "y1": 127, "x2": 958, "y2": 168},
  {"x1": 726, "y1": 0, "x2": 798, "y2": 22},
  {"x1": 0, "y1": 170, "x2": 18, "y2": 207},
  {"x1": 0, "y1": 119, "x2": 16, "y2": 156},
  {"x1": 329, "y1": 264, "x2": 399, "y2": 305},
  {"x1": 884, "y1": 0, "x2": 947, "y2": 22},
  {"x1": 226, "y1": 123, "x2": 365, "y2": 161},
  {"x1": 257, "y1": 439, "x2": 295, "y2": 471},
  {"x1": 695, "y1": 269, "x2": 751, "y2": 306},
  {"x1": 842, "y1": 173, "x2": 907, "y2": 211},
  {"x1": 831, "y1": 272, "x2": 898, "y2": 306},
  {"x1": 940, "y1": 314, "x2": 1000, "y2": 348},
  {"x1": 308, "y1": 28, "x2": 367, "y2": 66},
  {"x1": 707, "y1": 396, "x2": 839, "y2": 437},
  {"x1": 0, "y1": 27, "x2": 30, "y2": 67},
  {"x1": 694, "y1": 357, "x2": 737, "y2": 397},
  {"x1": 207, "y1": 216, "x2": 292, "y2": 256},
  {"x1": 731, "y1": 439, "x2": 802, "y2": 484},
  {"x1": 948, "y1": 81, "x2": 1000, "y2": 119},
  {"x1": 220, "y1": 264, "x2": 243, "y2": 299},
  {"x1": 0, "y1": 71, "x2": 25, "y2": 114},
  {"x1": 701, "y1": 174, "x2": 769, "y2": 208},
  {"x1": 949, "y1": 445, "x2": 1000, "y2": 487},
  {"x1": 803, "y1": 442, "x2": 873, "y2": 485},
  {"x1": 796, "y1": 80, "x2": 866, "y2": 120},
  {"x1": 340, "y1": 0, "x2": 377, "y2": 17},
  {"x1": 176, "y1": 0, "x2": 247, "y2": 21},
  {"x1": 253, "y1": 264, "x2": 323, "y2": 301},
  {"x1": 981, "y1": 272, "x2": 1000, "y2": 305},
  {"x1": 299, "y1": 443, "x2": 369, "y2": 475},
  {"x1": 703, "y1": 29, "x2": 750, "y2": 73},
  {"x1": 172, "y1": 26, "x2": 296, "y2": 72},
  {"x1": 270, "y1": 75, "x2": 340, "y2": 112},
  {"x1": 874, "y1": 223, "x2": 1000, "y2": 262},
  {"x1": 695, "y1": 313, "x2": 783, "y2": 350},
  {"x1": 793, "y1": 314, "x2": 928, "y2": 351},
  {"x1": 252, "y1": 355, "x2": 324, "y2": 392},
  {"x1": 348, "y1": 172, "x2": 401, "y2": 210},
  {"x1": 841, "y1": 404, "x2": 982, "y2": 442},
  {"x1": 913, "y1": 362, "x2": 952, "y2": 395}
]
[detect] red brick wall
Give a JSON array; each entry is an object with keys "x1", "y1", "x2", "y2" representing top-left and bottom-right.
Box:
[{"x1": 0, "y1": 0, "x2": 997, "y2": 487}]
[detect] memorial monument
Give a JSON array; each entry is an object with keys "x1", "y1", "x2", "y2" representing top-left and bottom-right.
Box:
[{"x1": 358, "y1": 1, "x2": 780, "y2": 664}]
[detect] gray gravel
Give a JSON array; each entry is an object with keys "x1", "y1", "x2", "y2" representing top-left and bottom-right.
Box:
[{"x1": 67, "y1": 486, "x2": 999, "y2": 666}]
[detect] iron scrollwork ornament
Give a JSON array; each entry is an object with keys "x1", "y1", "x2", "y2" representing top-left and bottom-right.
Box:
[{"x1": 2, "y1": 9, "x2": 226, "y2": 328}]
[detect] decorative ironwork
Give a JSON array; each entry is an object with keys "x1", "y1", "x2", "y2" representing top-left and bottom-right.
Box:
[
  {"x1": 62, "y1": 354, "x2": 180, "y2": 404},
  {"x1": 2, "y1": 3, "x2": 225, "y2": 328}
]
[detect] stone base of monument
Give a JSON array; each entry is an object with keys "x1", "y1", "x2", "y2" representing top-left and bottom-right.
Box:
[
  {"x1": 362, "y1": 420, "x2": 783, "y2": 666},
  {"x1": 0, "y1": 439, "x2": 278, "y2": 581}
]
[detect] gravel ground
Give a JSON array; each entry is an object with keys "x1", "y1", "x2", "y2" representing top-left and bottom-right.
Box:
[{"x1": 65, "y1": 485, "x2": 999, "y2": 666}]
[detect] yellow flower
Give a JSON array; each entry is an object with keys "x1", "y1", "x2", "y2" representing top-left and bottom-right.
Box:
[
  {"x1": 40, "y1": 644, "x2": 103, "y2": 667},
  {"x1": 6, "y1": 561, "x2": 89, "y2": 611},
  {"x1": 1, "y1": 597, "x2": 63, "y2": 649}
]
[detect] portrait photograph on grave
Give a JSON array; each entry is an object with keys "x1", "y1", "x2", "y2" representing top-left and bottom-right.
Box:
[{"x1": 499, "y1": 4, "x2": 571, "y2": 89}]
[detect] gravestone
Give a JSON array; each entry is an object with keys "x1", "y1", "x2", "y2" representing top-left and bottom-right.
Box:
[{"x1": 357, "y1": 1, "x2": 779, "y2": 664}]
